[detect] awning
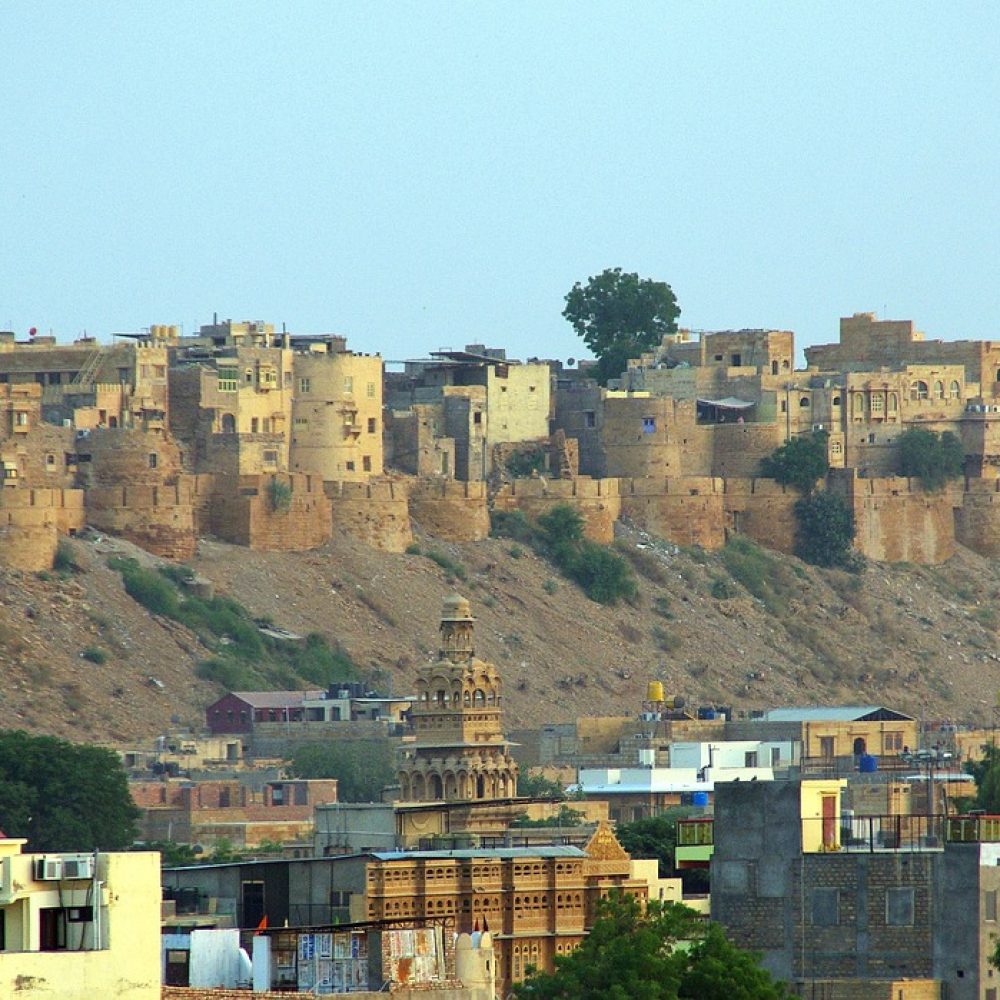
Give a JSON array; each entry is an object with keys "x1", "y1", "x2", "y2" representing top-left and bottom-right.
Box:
[{"x1": 696, "y1": 397, "x2": 756, "y2": 410}]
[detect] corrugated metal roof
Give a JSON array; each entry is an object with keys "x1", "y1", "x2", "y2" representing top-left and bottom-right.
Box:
[
  {"x1": 231, "y1": 690, "x2": 324, "y2": 709},
  {"x1": 371, "y1": 846, "x2": 586, "y2": 861},
  {"x1": 760, "y1": 706, "x2": 913, "y2": 723}
]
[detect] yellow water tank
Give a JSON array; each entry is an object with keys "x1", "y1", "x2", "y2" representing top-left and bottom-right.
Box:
[{"x1": 647, "y1": 680, "x2": 665, "y2": 703}]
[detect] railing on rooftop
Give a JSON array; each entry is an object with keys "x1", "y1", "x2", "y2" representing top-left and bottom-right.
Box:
[{"x1": 676, "y1": 819, "x2": 714, "y2": 847}]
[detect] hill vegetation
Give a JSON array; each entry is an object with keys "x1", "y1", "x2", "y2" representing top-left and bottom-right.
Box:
[{"x1": 1, "y1": 525, "x2": 1000, "y2": 744}]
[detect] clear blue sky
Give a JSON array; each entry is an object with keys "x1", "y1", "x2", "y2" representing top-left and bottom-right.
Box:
[{"x1": 2, "y1": 2, "x2": 998, "y2": 365}]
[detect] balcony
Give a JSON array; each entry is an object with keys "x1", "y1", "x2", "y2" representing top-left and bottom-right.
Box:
[{"x1": 675, "y1": 818, "x2": 714, "y2": 868}]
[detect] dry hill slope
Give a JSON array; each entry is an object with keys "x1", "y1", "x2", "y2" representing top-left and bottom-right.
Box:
[{"x1": 1, "y1": 526, "x2": 998, "y2": 743}]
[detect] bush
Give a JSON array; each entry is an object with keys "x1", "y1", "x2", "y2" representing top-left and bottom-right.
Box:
[
  {"x1": 53, "y1": 540, "x2": 83, "y2": 574},
  {"x1": 81, "y1": 646, "x2": 108, "y2": 665},
  {"x1": 268, "y1": 477, "x2": 293, "y2": 513},
  {"x1": 509, "y1": 545, "x2": 523, "y2": 559},
  {"x1": 794, "y1": 491, "x2": 857, "y2": 568},
  {"x1": 898, "y1": 428, "x2": 965, "y2": 490},
  {"x1": 489, "y1": 509, "x2": 534, "y2": 542},
  {"x1": 425, "y1": 549, "x2": 467, "y2": 580},
  {"x1": 505, "y1": 447, "x2": 546, "y2": 479},
  {"x1": 405, "y1": 542, "x2": 422, "y2": 555},
  {"x1": 721, "y1": 536, "x2": 797, "y2": 615},
  {"x1": 759, "y1": 431, "x2": 829, "y2": 493},
  {"x1": 566, "y1": 541, "x2": 638, "y2": 605},
  {"x1": 710, "y1": 577, "x2": 737, "y2": 600},
  {"x1": 542, "y1": 579, "x2": 558, "y2": 595},
  {"x1": 122, "y1": 565, "x2": 179, "y2": 617}
]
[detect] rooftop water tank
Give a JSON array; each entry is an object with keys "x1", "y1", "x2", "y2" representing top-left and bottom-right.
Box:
[{"x1": 647, "y1": 680, "x2": 665, "y2": 702}]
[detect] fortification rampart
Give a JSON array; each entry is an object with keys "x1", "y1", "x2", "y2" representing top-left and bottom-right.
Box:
[
  {"x1": 620, "y1": 477, "x2": 727, "y2": 549},
  {"x1": 86, "y1": 481, "x2": 198, "y2": 560},
  {"x1": 0, "y1": 486, "x2": 84, "y2": 571},
  {"x1": 831, "y1": 473, "x2": 956, "y2": 564},
  {"x1": 407, "y1": 479, "x2": 489, "y2": 542},
  {"x1": 722, "y1": 478, "x2": 800, "y2": 554},
  {"x1": 492, "y1": 477, "x2": 621, "y2": 543},
  {"x1": 326, "y1": 479, "x2": 412, "y2": 552},
  {"x1": 206, "y1": 473, "x2": 332, "y2": 551},
  {"x1": 954, "y1": 477, "x2": 1000, "y2": 557}
]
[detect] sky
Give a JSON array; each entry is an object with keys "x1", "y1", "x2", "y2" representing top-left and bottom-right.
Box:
[{"x1": 1, "y1": 2, "x2": 998, "y2": 366}]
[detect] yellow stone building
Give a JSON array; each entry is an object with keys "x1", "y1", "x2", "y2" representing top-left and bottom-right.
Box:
[{"x1": 398, "y1": 595, "x2": 519, "y2": 802}]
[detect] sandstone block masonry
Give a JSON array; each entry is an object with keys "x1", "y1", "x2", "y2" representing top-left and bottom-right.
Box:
[{"x1": 0, "y1": 485, "x2": 84, "y2": 571}]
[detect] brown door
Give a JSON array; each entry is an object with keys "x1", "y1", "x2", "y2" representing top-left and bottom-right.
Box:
[{"x1": 822, "y1": 795, "x2": 837, "y2": 848}]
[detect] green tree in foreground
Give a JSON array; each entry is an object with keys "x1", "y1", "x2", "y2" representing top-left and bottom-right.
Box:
[
  {"x1": 563, "y1": 268, "x2": 680, "y2": 386},
  {"x1": 965, "y1": 743, "x2": 1000, "y2": 814},
  {"x1": 898, "y1": 427, "x2": 965, "y2": 490},
  {"x1": 518, "y1": 772, "x2": 568, "y2": 800},
  {"x1": 759, "y1": 431, "x2": 829, "y2": 494},
  {"x1": 0, "y1": 730, "x2": 139, "y2": 851},
  {"x1": 793, "y1": 491, "x2": 856, "y2": 568},
  {"x1": 513, "y1": 894, "x2": 786, "y2": 1000},
  {"x1": 288, "y1": 739, "x2": 396, "y2": 802}
]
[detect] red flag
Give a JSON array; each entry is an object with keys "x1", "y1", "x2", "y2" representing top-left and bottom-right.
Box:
[
  {"x1": 255, "y1": 914, "x2": 269, "y2": 933},
  {"x1": 28, "y1": 328, "x2": 37, "y2": 338},
  {"x1": 482, "y1": 917, "x2": 489, "y2": 933},
  {"x1": 473, "y1": 918, "x2": 479, "y2": 932}
]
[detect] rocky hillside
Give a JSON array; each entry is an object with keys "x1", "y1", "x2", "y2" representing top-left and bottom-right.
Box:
[{"x1": 1, "y1": 524, "x2": 998, "y2": 745}]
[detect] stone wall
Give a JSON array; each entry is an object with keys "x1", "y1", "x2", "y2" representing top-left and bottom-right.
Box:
[
  {"x1": 711, "y1": 423, "x2": 784, "y2": 478},
  {"x1": 87, "y1": 480, "x2": 198, "y2": 560},
  {"x1": 326, "y1": 479, "x2": 412, "y2": 552},
  {"x1": 620, "y1": 477, "x2": 726, "y2": 549},
  {"x1": 207, "y1": 474, "x2": 332, "y2": 552},
  {"x1": 834, "y1": 473, "x2": 956, "y2": 564},
  {"x1": 407, "y1": 480, "x2": 489, "y2": 542},
  {"x1": 0, "y1": 486, "x2": 71, "y2": 571},
  {"x1": 791, "y1": 979, "x2": 940, "y2": 1000},
  {"x1": 955, "y1": 477, "x2": 1000, "y2": 557},
  {"x1": 492, "y1": 478, "x2": 621, "y2": 544},
  {"x1": 722, "y1": 479, "x2": 800, "y2": 554}
]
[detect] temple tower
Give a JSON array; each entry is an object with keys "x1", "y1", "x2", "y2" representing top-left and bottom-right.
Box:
[{"x1": 398, "y1": 595, "x2": 518, "y2": 802}]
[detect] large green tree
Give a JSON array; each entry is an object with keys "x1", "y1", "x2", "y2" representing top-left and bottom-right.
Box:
[
  {"x1": 288, "y1": 739, "x2": 395, "y2": 802},
  {"x1": 513, "y1": 894, "x2": 786, "y2": 1000},
  {"x1": 898, "y1": 427, "x2": 966, "y2": 490},
  {"x1": 615, "y1": 811, "x2": 694, "y2": 878},
  {"x1": 0, "y1": 730, "x2": 139, "y2": 851},
  {"x1": 759, "y1": 431, "x2": 829, "y2": 494},
  {"x1": 563, "y1": 268, "x2": 680, "y2": 386},
  {"x1": 965, "y1": 743, "x2": 1000, "y2": 813},
  {"x1": 793, "y1": 491, "x2": 856, "y2": 568}
]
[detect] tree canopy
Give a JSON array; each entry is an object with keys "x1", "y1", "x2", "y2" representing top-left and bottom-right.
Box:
[
  {"x1": 513, "y1": 894, "x2": 786, "y2": 1000},
  {"x1": 793, "y1": 491, "x2": 857, "y2": 568},
  {"x1": 563, "y1": 268, "x2": 680, "y2": 386},
  {"x1": 288, "y1": 738, "x2": 396, "y2": 802},
  {"x1": 0, "y1": 730, "x2": 139, "y2": 851},
  {"x1": 898, "y1": 428, "x2": 965, "y2": 490},
  {"x1": 615, "y1": 811, "x2": 694, "y2": 878},
  {"x1": 965, "y1": 743, "x2": 1000, "y2": 813},
  {"x1": 759, "y1": 431, "x2": 829, "y2": 494}
]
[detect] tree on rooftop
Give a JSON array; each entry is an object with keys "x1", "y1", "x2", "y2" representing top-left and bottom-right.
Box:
[
  {"x1": 563, "y1": 268, "x2": 680, "y2": 386},
  {"x1": 758, "y1": 431, "x2": 829, "y2": 494},
  {"x1": 512, "y1": 893, "x2": 786, "y2": 1000},
  {"x1": 898, "y1": 427, "x2": 966, "y2": 490}
]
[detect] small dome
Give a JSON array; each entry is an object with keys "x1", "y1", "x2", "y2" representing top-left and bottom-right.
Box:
[{"x1": 441, "y1": 594, "x2": 474, "y2": 622}]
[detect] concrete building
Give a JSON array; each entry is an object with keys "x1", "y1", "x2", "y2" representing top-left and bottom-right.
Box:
[
  {"x1": 710, "y1": 778, "x2": 1000, "y2": 999},
  {"x1": 386, "y1": 347, "x2": 551, "y2": 481},
  {"x1": 0, "y1": 837, "x2": 160, "y2": 1000},
  {"x1": 164, "y1": 824, "x2": 644, "y2": 997}
]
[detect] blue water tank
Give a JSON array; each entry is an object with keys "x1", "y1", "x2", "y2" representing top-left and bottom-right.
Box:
[
  {"x1": 692, "y1": 791, "x2": 710, "y2": 807},
  {"x1": 698, "y1": 707, "x2": 717, "y2": 720},
  {"x1": 859, "y1": 754, "x2": 878, "y2": 773}
]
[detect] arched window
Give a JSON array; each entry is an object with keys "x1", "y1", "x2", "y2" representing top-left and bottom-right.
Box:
[
  {"x1": 950, "y1": 380, "x2": 961, "y2": 399},
  {"x1": 934, "y1": 380, "x2": 945, "y2": 399},
  {"x1": 853, "y1": 394, "x2": 863, "y2": 415},
  {"x1": 221, "y1": 413, "x2": 236, "y2": 433},
  {"x1": 799, "y1": 396, "x2": 810, "y2": 408},
  {"x1": 888, "y1": 394, "x2": 898, "y2": 412},
  {"x1": 832, "y1": 396, "x2": 841, "y2": 407},
  {"x1": 910, "y1": 380, "x2": 928, "y2": 401},
  {"x1": 473, "y1": 689, "x2": 485, "y2": 707}
]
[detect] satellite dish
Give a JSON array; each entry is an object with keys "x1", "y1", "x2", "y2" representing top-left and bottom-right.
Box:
[{"x1": 567, "y1": 358, "x2": 576, "y2": 367}]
